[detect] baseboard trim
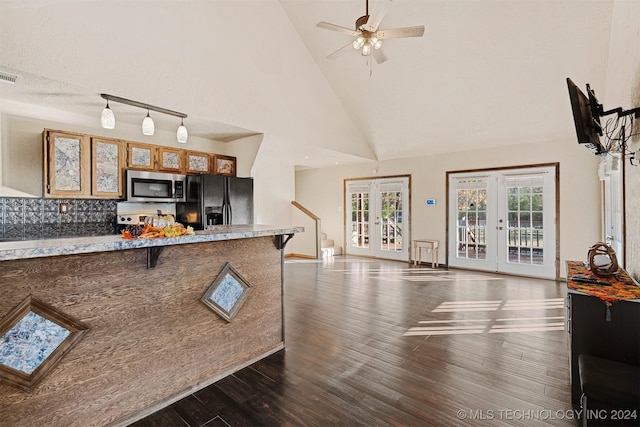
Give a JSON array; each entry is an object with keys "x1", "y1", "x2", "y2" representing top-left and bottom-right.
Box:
[{"x1": 285, "y1": 253, "x2": 317, "y2": 259}]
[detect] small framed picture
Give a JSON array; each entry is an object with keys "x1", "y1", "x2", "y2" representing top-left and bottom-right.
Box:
[
  {"x1": 0, "y1": 296, "x2": 89, "y2": 391},
  {"x1": 201, "y1": 263, "x2": 253, "y2": 322},
  {"x1": 213, "y1": 155, "x2": 237, "y2": 177}
]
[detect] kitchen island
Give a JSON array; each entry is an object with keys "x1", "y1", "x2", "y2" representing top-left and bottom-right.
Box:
[{"x1": 0, "y1": 225, "x2": 301, "y2": 426}]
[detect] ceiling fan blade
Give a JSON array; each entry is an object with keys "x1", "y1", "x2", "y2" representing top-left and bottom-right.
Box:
[
  {"x1": 317, "y1": 21, "x2": 361, "y2": 37},
  {"x1": 372, "y1": 48, "x2": 389, "y2": 64},
  {"x1": 377, "y1": 25, "x2": 425, "y2": 39},
  {"x1": 364, "y1": 0, "x2": 392, "y2": 32},
  {"x1": 327, "y1": 42, "x2": 355, "y2": 60}
]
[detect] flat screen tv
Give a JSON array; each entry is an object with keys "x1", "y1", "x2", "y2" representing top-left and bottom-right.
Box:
[{"x1": 566, "y1": 77, "x2": 606, "y2": 155}]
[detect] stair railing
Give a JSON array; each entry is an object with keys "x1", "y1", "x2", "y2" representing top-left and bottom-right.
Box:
[{"x1": 290, "y1": 201, "x2": 322, "y2": 259}]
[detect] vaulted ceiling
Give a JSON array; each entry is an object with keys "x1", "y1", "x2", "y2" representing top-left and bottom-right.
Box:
[
  {"x1": 0, "y1": 0, "x2": 617, "y2": 169},
  {"x1": 281, "y1": 0, "x2": 615, "y2": 160}
]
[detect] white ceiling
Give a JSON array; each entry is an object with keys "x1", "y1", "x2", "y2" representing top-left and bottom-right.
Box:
[
  {"x1": 0, "y1": 0, "x2": 617, "y2": 168},
  {"x1": 280, "y1": 0, "x2": 614, "y2": 160}
]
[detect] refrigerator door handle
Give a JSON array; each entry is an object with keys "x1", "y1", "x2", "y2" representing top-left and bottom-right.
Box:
[
  {"x1": 221, "y1": 202, "x2": 232, "y2": 224},
  {"x1": 223, "y1": 177, "x2": 232, "y2": 224}
]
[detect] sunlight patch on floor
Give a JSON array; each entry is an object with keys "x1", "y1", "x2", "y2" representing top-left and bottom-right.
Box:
[
  {"x1": 433, "y1": 301, "x2": 502, "y2": 312},
  {"x1": 404, "y1": 298, "x2": 566, "y2": 337}
]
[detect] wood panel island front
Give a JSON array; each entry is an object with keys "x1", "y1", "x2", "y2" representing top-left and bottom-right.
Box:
[{"x1": 0, "y1": 225, "x2": 302, "y2": 426}]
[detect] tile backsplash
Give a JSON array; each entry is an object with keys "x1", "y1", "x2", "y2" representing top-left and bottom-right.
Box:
[{"x1": 0, "y1": 197, "x2": 118, "y2": 241}]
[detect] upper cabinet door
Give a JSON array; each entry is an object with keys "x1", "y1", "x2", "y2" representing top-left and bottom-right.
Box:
[
  {"x1": 157, "y1": 147, "x2": 183, "y2": 173},
  {"x1": 44, "y1": 130, "x2": 91, "y2": 197},
  {"x1": 91, "y1": 138, "x2": 125, "y2": 198},
  {"x1": 127, "y1": 142, "x2": 157, "y2": 170},
  {"x1": 185, "y1": 150, "x2": 212, "y2": 174}
]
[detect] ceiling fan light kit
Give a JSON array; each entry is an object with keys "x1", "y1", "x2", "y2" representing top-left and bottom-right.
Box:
[
  {"x1": 100, "y1": 94, "x2": 188, "y2": 143},
  {"x1": 317, "y1": 0, "x2": 425, "y2": 65}
]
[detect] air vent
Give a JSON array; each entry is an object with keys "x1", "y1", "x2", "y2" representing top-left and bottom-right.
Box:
[{"x1": 0, "y1": 71, "x2": 18, "y2": 84}]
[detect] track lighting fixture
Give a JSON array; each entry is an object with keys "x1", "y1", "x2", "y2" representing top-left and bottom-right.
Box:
[{"x1": 100, "y1": 94, "x2": 188, "y2": 142}]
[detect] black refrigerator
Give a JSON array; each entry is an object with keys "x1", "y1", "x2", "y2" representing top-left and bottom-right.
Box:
[{"x1": 175, "y1": 174, "x2": 253, "y2": 229}]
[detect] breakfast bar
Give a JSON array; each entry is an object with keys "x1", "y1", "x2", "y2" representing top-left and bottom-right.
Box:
[{"x1": 0, "y1": 225, "x2": 301, "y2": 426}]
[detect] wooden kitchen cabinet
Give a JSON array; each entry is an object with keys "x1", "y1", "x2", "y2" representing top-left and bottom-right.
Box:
[
  {"x1": 43, "y1": 130, "x2": 91, "y2": 198},
  {"x1": 91, "y1": 137, "x2": 125, "y2": 198},
  {"x1": 43, "y1": 128, "x2": 223, "y2": 199},
  {"x1": 184, "y1": 150, "x2": 212, "y2": 174},
  {"x1": 157, "y1": 147, "x2": 183, "y2": 173},
  {"x1": 127, "y1": 143, "x2": 186, "y2": 173},
  {"x1": 126, "y1": 142, "x2": 157, "y2": 170}
]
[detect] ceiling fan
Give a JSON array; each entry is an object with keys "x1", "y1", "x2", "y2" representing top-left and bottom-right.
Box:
[{"x1": 316, "y1": 0, "x2": 425, "y2": 64}]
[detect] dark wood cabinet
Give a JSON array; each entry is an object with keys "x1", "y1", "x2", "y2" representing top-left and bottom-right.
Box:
[{"x1": 567, "y1": 286, "x2": 640, "y2": 405}]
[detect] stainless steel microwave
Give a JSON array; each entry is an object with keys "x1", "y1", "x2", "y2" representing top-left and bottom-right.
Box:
[{"x1": 126, "y1": 170, "x2": 186, "y2": 203}]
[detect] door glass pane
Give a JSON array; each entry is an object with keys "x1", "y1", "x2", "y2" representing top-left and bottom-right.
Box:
[
  {"x1": 379, "y1": 190, "x2": 403, "y2": 252},
  {"x1": 506, "y1": 184, "x2": 543, "y2": 265},
  {"x1": 351, "y1": 192, "x2": 369, "y2": 248},
  {"x1": 456, "y1": 188, "x2": 487, "y2": 260}
]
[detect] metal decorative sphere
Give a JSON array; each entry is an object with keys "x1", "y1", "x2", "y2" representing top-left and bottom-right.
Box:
[{"x1": 588, "y1": 242, "x2": 619, "y2": 277}]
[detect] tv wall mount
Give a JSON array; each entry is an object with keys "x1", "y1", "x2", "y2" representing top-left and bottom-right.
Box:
[
  {"x1": 588, "y1": 82, "x2": 640, "y2": 133},
  {"x1": 569, "y1": 77, "x2": 640, "y2": 162}
]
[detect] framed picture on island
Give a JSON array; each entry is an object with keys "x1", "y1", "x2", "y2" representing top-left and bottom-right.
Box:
[
  {"x1": 213, "y1": 155, "x2": 237, "y2": 177},
  {"x1": 201, "y1": 262, "x2": 253, "y2": 322},
  {"x1": 0, "y1": 296, "x2": 89, "y2": 391}
]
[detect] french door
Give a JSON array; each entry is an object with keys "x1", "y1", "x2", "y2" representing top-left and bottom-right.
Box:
[
  {"x1": 346, "y1": 177, "x2": 410, "y2": 261},
  {"x1": 448, "y1": 165, "x2": 557, "y2": 279}
]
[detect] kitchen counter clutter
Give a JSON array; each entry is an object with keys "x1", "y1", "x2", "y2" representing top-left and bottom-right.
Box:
[
  {"x1": 0, "y1": 224, "x2": 301, "y2": 426},
  {"x1": 0, "y1": 224, "x2": 302, "y2": 261}
]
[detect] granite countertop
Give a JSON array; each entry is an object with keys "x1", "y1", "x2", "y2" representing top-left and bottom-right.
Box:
[{"x1": 0, "y1": 224, "x2": 303, "y2": 261}]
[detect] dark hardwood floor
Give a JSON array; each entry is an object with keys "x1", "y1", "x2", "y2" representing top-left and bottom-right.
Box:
[{"x1": 131, "y1": 257, "x2": 579, "y2": 426}]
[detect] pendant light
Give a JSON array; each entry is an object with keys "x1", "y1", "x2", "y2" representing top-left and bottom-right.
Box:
[
  {"x1": 177, "y1": 118, "x2": 188, "y2": 143},
  {"x1": 142, "y1": 110, "x2": 155, "y2": 136},
  {"x1": 100, "y1": 99, "x2": 115, "y2": 129}
]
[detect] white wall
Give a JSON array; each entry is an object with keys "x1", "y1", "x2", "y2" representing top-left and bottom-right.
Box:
[
  {"x1": 226, "y1": 134, "x2": 263, "y2": 178},
  {"x1": 251, "y1": 134, "x2": 296, "y2": 227},
  {"x1": 296, "y1": 138, "x2": 601, "y2": 279},
  {"x1": 605, "y1": 0, "x2": 640, "y2": 279}
]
